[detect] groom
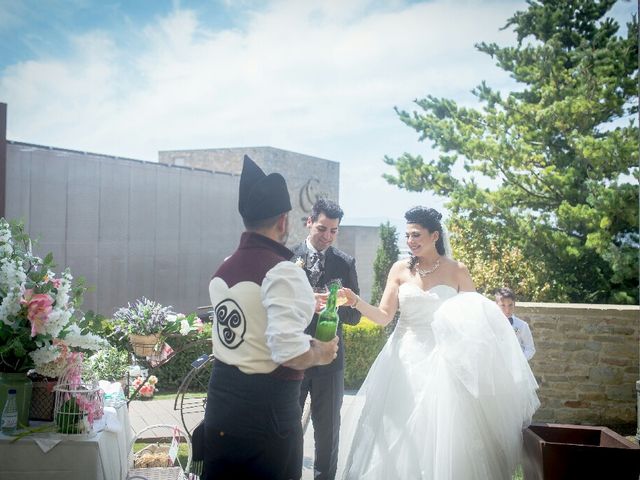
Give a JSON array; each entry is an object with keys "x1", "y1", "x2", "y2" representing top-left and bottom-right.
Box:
[{"x1": 292, "y1": 198, "x2": 361, "y2": 480}]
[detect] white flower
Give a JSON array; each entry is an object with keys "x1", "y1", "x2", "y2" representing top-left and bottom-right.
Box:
[
  {"x1": 179, "y1": 319, "x2": 191, "y2": 336},
  {"x1": 64, "y1": 324, "x2": 109, "y2": 350},
  {"x1": 0, "y1": 257, "x2": 26, "y2": 324},
  {"x1": 44, "y1": 309, "x2": 73, "y2": 338},
  {"x1": 294, "y1": 257, "x2": 305, "y2": 268},
  {"x1": 29, "y1": 344, "x2": 62, "y2": 367}
]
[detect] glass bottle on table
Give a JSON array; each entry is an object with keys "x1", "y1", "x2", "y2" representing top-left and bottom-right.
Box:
[
  {"x1": 1, "y1": 389, "x2": 18, "y2": 434},
  {"x1": 315, "y1": 281, "x2": 340, "y2": 342}
]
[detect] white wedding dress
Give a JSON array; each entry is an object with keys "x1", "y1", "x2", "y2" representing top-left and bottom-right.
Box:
[{"x1": 340, "y1": 284, "x2": 540, "y2": 480}]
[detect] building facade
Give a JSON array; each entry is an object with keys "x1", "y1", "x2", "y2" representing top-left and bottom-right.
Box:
[{"x1": 3, "y1": 140, "x2": 378, "y2": 317}]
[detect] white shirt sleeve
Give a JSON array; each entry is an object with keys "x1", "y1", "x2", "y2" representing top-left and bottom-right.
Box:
[
  {"x1": 262, "y1": 261, "x2": 315, "y2": 364},
  {"x1": 515, "y1": 316, "x2": 536, "y2": 361}
]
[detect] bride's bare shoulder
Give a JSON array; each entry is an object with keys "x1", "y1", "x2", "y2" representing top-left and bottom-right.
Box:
[
  {"x1": 389, "y1": 258, "x2": 409, "y2": 271},
  {"x1": 389, "y1": 259, "x2": 411, "y2": 281},
  {"x1": 440, "y1": 256, "x2": 467, "y2": 269}
]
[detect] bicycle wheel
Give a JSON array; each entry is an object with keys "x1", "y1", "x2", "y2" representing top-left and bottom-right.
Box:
[{"x1": 174, "y1": 353, "x2": 214, "y2": 439}]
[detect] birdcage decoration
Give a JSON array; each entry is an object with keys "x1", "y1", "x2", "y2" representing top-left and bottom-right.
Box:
[
  {"x1": 53, "y1": 382, "x2": 104, "y2": 436},
  {"x1": 52, "y1": 352, "x2": 104, "y2": 436}
]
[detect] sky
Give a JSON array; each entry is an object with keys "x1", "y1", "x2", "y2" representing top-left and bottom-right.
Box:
[{"x1": 1, "y1": 0, "x2": 636, "y2": 230}]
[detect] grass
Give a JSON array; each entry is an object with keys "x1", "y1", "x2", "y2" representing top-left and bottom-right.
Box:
[
  {"x1": 130, "y1": 392, "x2": 207, "y2": 401},
  {"x1": 513, "y1": 465, "x2": 523, "y2": 480}
]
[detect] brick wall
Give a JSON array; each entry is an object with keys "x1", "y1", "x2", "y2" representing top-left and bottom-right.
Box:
[{"x1": 518, "y1": 302, "x2": 639, "y2": 429}]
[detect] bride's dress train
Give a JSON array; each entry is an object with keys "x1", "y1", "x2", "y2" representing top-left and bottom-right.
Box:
[{"x1": 340, "y1": 284, "x2": 540, "y2": 480}]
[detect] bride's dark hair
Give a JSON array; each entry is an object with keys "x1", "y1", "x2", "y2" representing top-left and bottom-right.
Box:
[{"x1": 405, "y1": 206, "x2": 445, "y2": 270}]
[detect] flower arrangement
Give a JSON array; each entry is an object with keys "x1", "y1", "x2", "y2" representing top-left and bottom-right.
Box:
[
  {"x1": 113, "y1": 297, "x2": 202, "y2": 340},
  {"x1": 0, "y1": 219, "x2": 107, "y2": 374},
  {"x1": 132, "y1": 375, "x2": 157, "y2": 398}
]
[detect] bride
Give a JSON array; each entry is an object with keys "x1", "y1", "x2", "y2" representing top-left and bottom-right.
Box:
[{"x1": 340, "y1": 206, "x2": 539, "y2": 480}]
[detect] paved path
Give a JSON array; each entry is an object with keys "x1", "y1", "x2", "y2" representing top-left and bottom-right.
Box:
[{"x1": 128, "y1": 393, "x2": 359, "y2": 480}]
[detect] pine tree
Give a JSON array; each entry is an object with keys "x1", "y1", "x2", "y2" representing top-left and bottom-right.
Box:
[
  {"x1": 384, "y1": 0, "x2": 638, "y2": 303},
  {"x1": 371, "y1": 222, "x2": 400, "y2": 305}
]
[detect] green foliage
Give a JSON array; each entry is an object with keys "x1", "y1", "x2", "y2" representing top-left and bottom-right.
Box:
[
  {"x1": 152, "y1": 326, "x2": 212, "y2": 391},
  {"x1": 84, "y1": 346, "x2": 130, "y2": 382},
  {"x1": 55, "y1": 397, "x2": 83, "y2": 434},
  {"x1": 384, "y1": 0, "x2": 638, "y2": 303},
  {"x1": 343, "y1": 317, "x2": 387, "y2": 390},
  {"x1": 371, "y1": 222, "x2": 400, "y2": 305}
]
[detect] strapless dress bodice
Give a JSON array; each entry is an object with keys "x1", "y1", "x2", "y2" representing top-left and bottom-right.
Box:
[{"x1": 395, "y1": 283, "x2": 458, "y2": 336}]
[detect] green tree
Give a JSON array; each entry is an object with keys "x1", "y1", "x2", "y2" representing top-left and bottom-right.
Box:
[
  {"x1": 384, "y1": 0, "x2": 638, "y2": 304},
  {"x1": 371, "y1": 222, "x2": 400, "y2": 305}
]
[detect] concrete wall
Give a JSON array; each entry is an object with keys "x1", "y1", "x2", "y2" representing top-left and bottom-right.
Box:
[
  {"x1": 336, "y1": 225, "x2": 380, "y2": 303},
  {"x1": 5, "y1": 142, "x2": 377, "y2": 316},
  {"x1": 159, "y1": 147, "x2": 339, "y2": 246},
  {"x1": 5, "y1": 141, "x2": 244, "y2": 317},
  {"x1": 519, "y1": 302, "x2": 639, "y2": 429}
]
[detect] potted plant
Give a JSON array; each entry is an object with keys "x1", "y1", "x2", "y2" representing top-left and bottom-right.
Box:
[
  {"x1": 0, "y1": 219, "x2": 108, "y2": 427},
  {"x1": 112, "y1": 297, "x2": 202, "y2": 357}
]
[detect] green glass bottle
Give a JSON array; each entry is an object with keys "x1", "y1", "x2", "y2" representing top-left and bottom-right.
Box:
[{"x1": 315, "y1": 281, "x2": 340, "y2": 342}]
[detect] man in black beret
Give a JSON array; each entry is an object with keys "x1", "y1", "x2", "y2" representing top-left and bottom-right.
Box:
[{"x1": 203, "y1": 155, "x2": 339, "y2": 480}]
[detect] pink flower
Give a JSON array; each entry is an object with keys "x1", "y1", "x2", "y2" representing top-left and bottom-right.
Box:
[
  {"x1": 139, "y1": 384, "x2": 155, "y2": 397},
  {"x1": 194, "y1": 318, "x2": 204, "y2": 333},
  {"x1": 21, "y1": 290, "x2": 54, "y2": 336},
  {"x1": 51, "y1": 278, "x2": 62, "y2": 289},
  {"x1": 132, "y1": 376, "x2": 157, "y2": 397}
]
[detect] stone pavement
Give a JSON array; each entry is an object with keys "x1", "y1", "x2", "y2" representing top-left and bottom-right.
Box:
[{"x1": 128, "y1": 393, "x2": 359, "y2": 480}]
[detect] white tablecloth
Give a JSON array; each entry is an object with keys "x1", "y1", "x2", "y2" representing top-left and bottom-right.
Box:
[{"x1": 0, "y1": 404, "x2": 131, "y2": 480}]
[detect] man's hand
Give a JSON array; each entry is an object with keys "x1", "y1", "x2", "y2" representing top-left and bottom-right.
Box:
[
  {"x1": 314, "y1": 292, "x2": 328, "y2": 313},
  {"x1": 283, "y1": 336, "x2": 339, "y2": 370},
  {"x1": 310, "y1": 337, "x2": 339, "y2": 365}
]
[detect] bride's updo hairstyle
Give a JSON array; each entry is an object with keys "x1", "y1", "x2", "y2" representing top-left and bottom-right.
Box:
[{"x1": 405, "y1": 206, "x2": 446, "y2": 269}]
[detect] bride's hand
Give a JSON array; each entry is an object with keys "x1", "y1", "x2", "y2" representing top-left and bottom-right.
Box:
[{"x1": 341, "y1": 287, "x2": 360, "y2": 308}]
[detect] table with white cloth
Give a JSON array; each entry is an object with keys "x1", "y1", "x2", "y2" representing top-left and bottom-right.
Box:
[{"x1": 0, "y1": 404, "x2": 132, "y2": 480}]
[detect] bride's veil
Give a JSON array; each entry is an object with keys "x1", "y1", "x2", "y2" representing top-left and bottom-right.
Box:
[{"x1": 441, "y1": 222, "x2": 453, "y2": 259}]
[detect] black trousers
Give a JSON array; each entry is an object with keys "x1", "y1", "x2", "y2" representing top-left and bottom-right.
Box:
[
  {"x1": 299, "y1": 370, "x2": 344, "y2": 480},
  {"x1": 203, "y1": 362, "x2": 304, "y2": 480}
]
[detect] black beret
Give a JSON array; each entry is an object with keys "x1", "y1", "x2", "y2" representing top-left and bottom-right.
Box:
[{"x1": 238, "y1": 155, "x2": 292, "y2": 221}]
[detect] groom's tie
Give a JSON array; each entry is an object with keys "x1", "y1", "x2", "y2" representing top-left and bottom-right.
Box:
[{"x1": 308, "y1": 252, "x2": 324, "y2": 288}]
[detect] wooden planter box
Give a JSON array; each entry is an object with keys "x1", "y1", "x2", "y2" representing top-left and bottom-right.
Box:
[{"x1": 522, "y1": 423, "x2": 640, "y2": 480}]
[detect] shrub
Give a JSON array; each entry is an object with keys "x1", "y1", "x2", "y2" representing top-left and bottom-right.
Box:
[
  {"x1": 152, "y1": 325, "x2": 212, "y2": 391},
  {"x1": 343, "y1": 317, "x2": 387, "y2": 390},
  {"x1": 84, "y1": 346, "x2": 129, "y2": 382}
]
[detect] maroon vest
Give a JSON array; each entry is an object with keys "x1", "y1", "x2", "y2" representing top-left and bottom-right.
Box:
[{"x1": 212, "y1": 232, "x2": 304, "y2": 380}]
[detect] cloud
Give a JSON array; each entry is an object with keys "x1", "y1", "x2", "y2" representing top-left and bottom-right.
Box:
[{"x1": 11, "y1": 0, "x2": 632, "y2": 222}]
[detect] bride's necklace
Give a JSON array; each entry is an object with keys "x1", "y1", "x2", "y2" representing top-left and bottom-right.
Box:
[{"x1": 416, "y1": 259, "x2": 440, "y2": 277}]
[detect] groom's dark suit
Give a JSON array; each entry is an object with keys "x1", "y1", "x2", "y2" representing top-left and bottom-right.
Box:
[{"x1": 291, "y1": 242, "x2": 361, "y2": 480}]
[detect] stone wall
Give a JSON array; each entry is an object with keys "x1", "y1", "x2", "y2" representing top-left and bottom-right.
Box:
[
  {"x1": 518, "y1": 302, "x2": 639, "y2": 429},
  {"x1": 159, "y1": 147, "x2": 339, "y2": 246}
]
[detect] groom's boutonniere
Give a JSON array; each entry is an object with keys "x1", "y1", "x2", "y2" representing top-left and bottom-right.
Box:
[{"x1": 294, "y1": 257, "x2": 305, "y2": 268}]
